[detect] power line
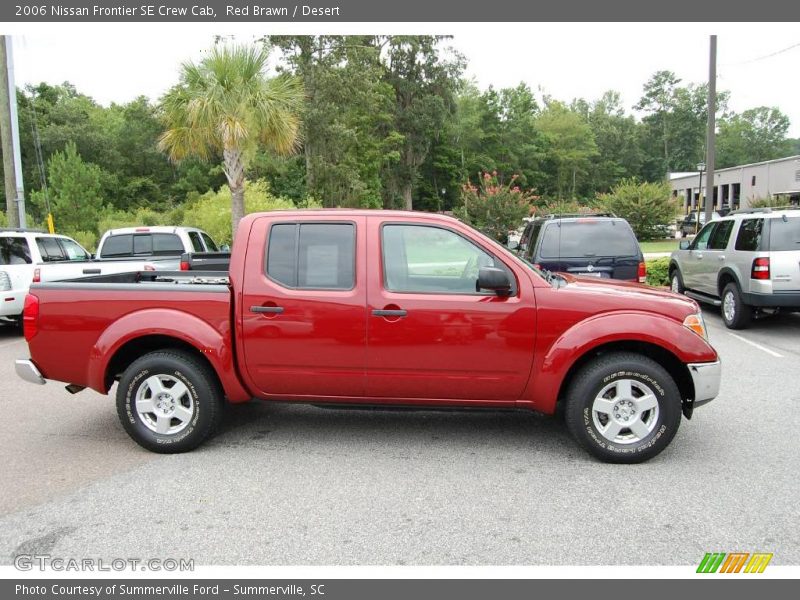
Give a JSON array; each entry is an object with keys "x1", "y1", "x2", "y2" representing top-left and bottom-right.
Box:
[{"x1": 721, "y1": 41, "x2": 800, "y2": 66}]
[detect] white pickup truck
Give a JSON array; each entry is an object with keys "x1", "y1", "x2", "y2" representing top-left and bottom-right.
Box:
[{"x1": 0, "y1": 229, "x2": 157, "y2": 325}]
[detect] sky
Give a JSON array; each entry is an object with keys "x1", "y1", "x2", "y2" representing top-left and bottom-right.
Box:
[{"x1": 6, "y1": 22, "x2": 800, "y2": 137}]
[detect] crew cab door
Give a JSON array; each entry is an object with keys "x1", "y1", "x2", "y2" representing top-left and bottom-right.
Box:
[
  {"x1": 240, "y1": 216, "x2": 368, "y2": 398},
  {"x1": 365, "y1": 217, "x2": 537, "y2": 401}
]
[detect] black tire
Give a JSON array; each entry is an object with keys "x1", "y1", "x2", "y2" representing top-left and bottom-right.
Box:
[
  {"x1": 721, "y1": 282, "x2": 751, "y2": 329},
  {"x1": 564, "y1": 352, "x2": 682, "y2": 464},
  {"x1": 116, "y1": 350, "x2": 223, "y2": 453},
  {"x1": 669, "y1": 268, "x2": 685, "y2": 294}
]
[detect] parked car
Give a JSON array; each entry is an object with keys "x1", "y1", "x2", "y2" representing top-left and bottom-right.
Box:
[
  {"x1": 678, "y1": 211, "x2": 721, "y2": 238},
  {"x1": 0, "y1": 229, "x2": 156, "y2": 325},
  {"x1": 517, "y1": 214, "x2": 646, "y2": 282},
  {"x1": 95, "y1": 226, "x2": 222, "y2": 270},
  {"x1": 16, "y1": 210, "x2": 721, "y2": 464},
  {"x1": 668, "y1": 207, "x2": 800, "y2": 329}
]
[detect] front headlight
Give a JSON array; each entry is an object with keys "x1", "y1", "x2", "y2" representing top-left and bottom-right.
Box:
[{"x1": 683, "y1": 312, "x2": 708, "y2": 340}]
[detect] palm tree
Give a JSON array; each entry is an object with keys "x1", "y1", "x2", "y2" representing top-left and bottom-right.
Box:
[{"x1": 159, "y1": 44, "x2": 303, "y2": 234}]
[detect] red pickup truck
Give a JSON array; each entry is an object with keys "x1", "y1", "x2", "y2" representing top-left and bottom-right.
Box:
[{"x1": 15, "y1": 210, "x2": 721, "y2": 463}]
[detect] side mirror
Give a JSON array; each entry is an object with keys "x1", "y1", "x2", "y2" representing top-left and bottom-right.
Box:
[
  {"x1": 477, "y1": 266, "x2": 512, "y2": 295},
  {"x1": 679, "y1": 240, "x2": 690, "y2": 250},
  {"x1": 220, "y1": 244, "x2": 231, "y2": 252},
  {"x1": 507, "y1": 239, "x2": 519, "y2": 251}
]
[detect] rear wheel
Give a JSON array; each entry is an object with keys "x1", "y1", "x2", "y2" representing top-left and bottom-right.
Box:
[
  {"x1": 670, "y1": 269, "x2": 685, "y2": 294},
  {"x1": 116, "y1": 350, "x2": 223, "y2": 453},
  {"x1": 721, "y1": 282, "x2": 751, "y2": 329},
  {"x1": 565, "y1": 352, "x2": 682, "y2": 464}
]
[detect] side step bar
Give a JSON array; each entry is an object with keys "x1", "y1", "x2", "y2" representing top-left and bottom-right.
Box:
[{"x1": 684, "y1": 290, "x2": 722, "y2": 307}]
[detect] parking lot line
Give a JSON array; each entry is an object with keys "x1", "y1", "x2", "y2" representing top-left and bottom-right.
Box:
[{"x1": 727, "y1": 332, "x2": 784, "y2": 358}]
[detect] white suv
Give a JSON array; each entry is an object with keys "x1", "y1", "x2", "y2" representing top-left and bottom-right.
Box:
[
  {"x1": 1, "y1": 230, "x2": 92, "y2": 323},
  {"x1": 668, "y1": 207, "x2": 800, "y2": 329}
]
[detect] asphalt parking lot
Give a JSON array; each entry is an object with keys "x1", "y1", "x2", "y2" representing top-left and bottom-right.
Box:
[{"x1": 0, "y1": 308, "x2": 798, "y2": 566}]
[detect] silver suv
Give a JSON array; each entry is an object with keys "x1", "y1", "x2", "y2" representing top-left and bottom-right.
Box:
[{"x1": 668, "y1": 207, "x2": 800, "y2": 329}]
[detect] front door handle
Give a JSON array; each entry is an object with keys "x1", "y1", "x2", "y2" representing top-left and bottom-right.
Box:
[
  {"x1": 250, "y1": 305, "x2": 284, "y2": 314},
  {"x1": 82, "y1": 268, "x2": 101, "y2": 274},
  {"x1": 372, "y1": 309, "x2": 407, "y2": 318}
]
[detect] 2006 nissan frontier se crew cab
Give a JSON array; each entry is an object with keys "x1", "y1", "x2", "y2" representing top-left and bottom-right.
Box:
[{"x1": 15, "y1": 210, "x2": 721, "y2": 463}]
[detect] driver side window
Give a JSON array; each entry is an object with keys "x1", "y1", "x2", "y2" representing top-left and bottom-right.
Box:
[
  {"x1": 692, "y1": 223, "x2": 717, "y2": 251},
  {"x1": 382, "y1": 224, "x2": 498, "y2": 294}
]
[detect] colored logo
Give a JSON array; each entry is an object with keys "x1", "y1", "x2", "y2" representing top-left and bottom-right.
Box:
[{"x1": 697, "y1": 552, "x2": 773, "y2": 573}]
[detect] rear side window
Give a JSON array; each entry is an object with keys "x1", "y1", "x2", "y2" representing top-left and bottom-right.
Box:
[
  {"x1": 200, "y1": 233, "x2": 218, "y2": 252},
  {"x1": 266, "y1": 223, "x2": 355, "y2": 290},
  {"x1": 58, "y1": 238, "x2": 90, "y2": 260},
  {"x1": 35, "y1": 237, "x2": 66, "y2": 262},
  {"x1": 769, "y1": 217, "x2": 800, "y2": 251},
  {"x1": 735, "y1": 219, "x2": 764, "y2": 251},
  {"x1": 538, "y1": 221, "x2": 639, "y2": 258},
  {"x1": 709, "y1": 220, "x2": 734, "y2": 250},
  {"x1": 188, "y1": 231, "x2": 204, "y2": 252},
  {"x1": 0, "y1": 237, "x2": 32, "y2": 265},
  {"x1": 522, "y1": 221, "x2": 542, "y2": 260},
  {"x1": 100, "y1": 234, "x2": 133, "y2": 257}
]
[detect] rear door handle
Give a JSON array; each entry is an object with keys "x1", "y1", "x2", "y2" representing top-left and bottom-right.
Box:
[
  {"x1": 82, "y1": 268, "x2": 101, "y2": 274},
  {"x1": 372, "y1": 309, "x2": 407, "y2": 317},
  {"x1": 250, "y1": 305, "x2": 284, "y2": 314}
]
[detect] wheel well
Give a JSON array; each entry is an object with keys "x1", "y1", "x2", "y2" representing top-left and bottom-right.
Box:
[
  {"x1": 668, "y1": 261, "x2": 679, "y2": 277},
  {"x1": 717, "y1": 270, "x2": 737, "y2": 296},
  {"x1": 556, "y1": 340, "x2": 694, "y2": 408},
  {"x1": 104, "y1": 335, "x2": 221, "y2": 392}
]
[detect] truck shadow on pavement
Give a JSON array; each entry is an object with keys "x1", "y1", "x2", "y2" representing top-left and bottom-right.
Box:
[{"x1": 211, "y1": 400, "x2": 579, "y2": 457}]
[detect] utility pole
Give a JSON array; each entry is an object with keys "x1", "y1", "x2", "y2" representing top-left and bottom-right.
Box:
[
  {"x1": 0, "y1": 35, "x2": 19, "y2": 228},
  {"x1": 704, "y1": 35, "x2": 717, "y2": 223}
]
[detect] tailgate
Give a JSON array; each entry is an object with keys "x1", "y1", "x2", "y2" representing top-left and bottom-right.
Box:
[{"x1": 769, "y1": 217, "x2": 800, "y2": 292}]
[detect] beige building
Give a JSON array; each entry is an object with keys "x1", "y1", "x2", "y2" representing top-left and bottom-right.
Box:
[{"x1": 669, "y1": 155, "x2": 800, "y2": 214}]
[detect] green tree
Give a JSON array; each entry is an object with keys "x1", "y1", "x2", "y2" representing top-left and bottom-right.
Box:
[
  {"x1": 381, "y1": 35, "x2": 465, "y2": 209},
  {"x1": 596, "y1": 179, "x2": 678, "y2": 241},
  {"x1": 31, "y1": 142, "x2": 105, "y2": 235},
  {"x1": 635, "y1": 70, "x2": 730, "y2": 175},
  {"x1": 717, "y1": 107, "x2": 792, "y2": 167},
  {"x1": 159, "y1": 43, "x2": 304, "y2": 235},
  {"x1": 536, "y1": 101, "x2": 597, "y2": 199},
  {"x1": 583, "y1": 91, "x2": 642, "y2": 192},
  {"x1": 272, "y1": 35, "x2": 399, "y2": 207}
]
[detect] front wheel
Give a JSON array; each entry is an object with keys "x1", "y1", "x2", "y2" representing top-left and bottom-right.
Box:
[
  {"x1": 116, "y1": 350, "x2": 223, "y2": 453},
  {"x1": 564, "y1": 352, "x2": 682, "y2": 463},
  {"x1": 721, "y1": 282, "x2": 752, "y2": 329}
]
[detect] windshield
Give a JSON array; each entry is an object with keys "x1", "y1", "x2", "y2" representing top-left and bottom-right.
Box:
[{"x1": 539, "y1": 221, "x2": 639, "y2": 258}]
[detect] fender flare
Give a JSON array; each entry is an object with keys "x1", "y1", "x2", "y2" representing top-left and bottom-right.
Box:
[
  {"x1": 86, "y1": 308, "x2": 251, "y2": 402},
  {"x1": 526, "y1": 311, "x2": 716, "y2": 413}
]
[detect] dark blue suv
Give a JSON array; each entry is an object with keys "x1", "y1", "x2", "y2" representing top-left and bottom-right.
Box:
[{"x1": 517, "y1": 214, "x2": 646, "y2": 282}]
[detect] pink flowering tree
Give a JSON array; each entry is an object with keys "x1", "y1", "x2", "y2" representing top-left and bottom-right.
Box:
[{"x1": 457, "y1": 171, "x2": 537, "y2": 244}]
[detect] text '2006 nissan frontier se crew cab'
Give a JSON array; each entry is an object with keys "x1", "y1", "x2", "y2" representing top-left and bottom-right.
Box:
[{"x1": 15, "y1": 210, "x2": 721, "y2": 463}]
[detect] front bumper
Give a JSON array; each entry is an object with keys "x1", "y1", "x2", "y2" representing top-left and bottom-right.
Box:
[
  {"x1": 687, "y1": 360, "x2": 721, "y2": 408},
  {"x1": 15, "y1": 359, "x2": 46, "y2": 385}
]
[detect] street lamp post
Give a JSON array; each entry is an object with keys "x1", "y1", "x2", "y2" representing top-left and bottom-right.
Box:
[{"x1": 696, "y1": 162, "x2": 706, "y2": 235}]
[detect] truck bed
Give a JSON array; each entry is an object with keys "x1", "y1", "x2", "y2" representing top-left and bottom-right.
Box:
[{"x1": 27, "y1": 273, "x2": 233, "y2": 392}]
